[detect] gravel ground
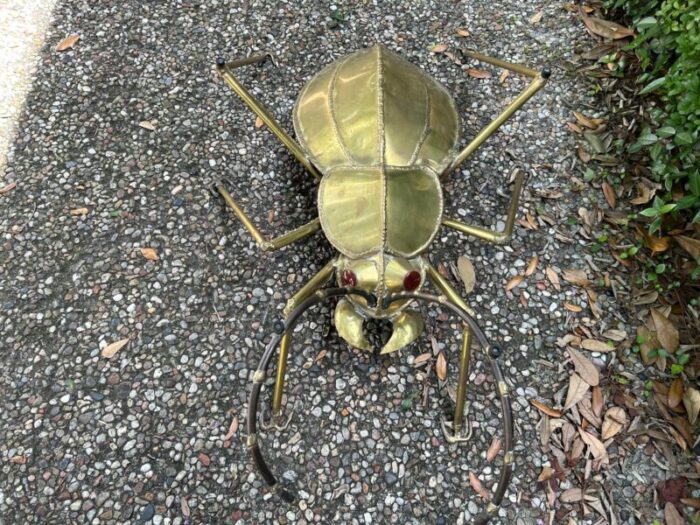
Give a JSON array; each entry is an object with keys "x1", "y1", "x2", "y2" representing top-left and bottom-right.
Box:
[{"x1": 0, "y1": 1, "x2": 649, "y2": 524}]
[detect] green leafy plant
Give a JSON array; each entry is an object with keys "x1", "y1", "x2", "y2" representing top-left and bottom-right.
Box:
[{"x1": 606, "y1": 0, "x2": 700, "y2": 231}]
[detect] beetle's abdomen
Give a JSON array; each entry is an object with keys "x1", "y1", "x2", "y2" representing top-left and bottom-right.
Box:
[{"x1": 293, "y1": 45, "x2": 460, "y2": 175}]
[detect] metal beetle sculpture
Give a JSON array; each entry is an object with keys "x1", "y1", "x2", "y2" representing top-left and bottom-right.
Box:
[{"x1": 214, "y1": 45, "x2": 549, "y2": 522}]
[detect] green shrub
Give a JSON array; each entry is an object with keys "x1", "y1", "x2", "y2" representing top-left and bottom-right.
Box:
[{"x1": 606, "y1": 0, "x2": 700, "y2": 234}]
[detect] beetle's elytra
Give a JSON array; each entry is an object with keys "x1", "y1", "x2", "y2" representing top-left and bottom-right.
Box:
[{"x1": 213, "y1": 44, "x2": 549, "y2": 522}]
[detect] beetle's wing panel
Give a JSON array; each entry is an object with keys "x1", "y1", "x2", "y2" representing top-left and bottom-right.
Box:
[
  {"x1": 318, "y1": 167, "x2": 383, "y2": 258},
  {"x1": 384, "y1": 167, "x2": 443, "y2": 256},
  {"x1": 319, "y1": 166, "x2": 442, "y2": 258},
  {"x1": 292, "y1": 59, "x2": 345, "y2": 170},
  {"x1": 295, "y1": 45, "x2": 459, "y2": 175},
  {"x1": 333, "y1": 49, "x2": 381, "y2": 165},
  {"x1": 381, "y1": 50, "x2": 459, "y2": 173}
]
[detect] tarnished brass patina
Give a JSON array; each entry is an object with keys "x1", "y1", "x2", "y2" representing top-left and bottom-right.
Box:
[{"x1": 213, "y1": 44, "x2": 549, "y2": 521}]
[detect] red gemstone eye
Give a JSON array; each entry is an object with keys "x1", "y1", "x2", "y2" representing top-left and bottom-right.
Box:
[
  {"x1": 403, "y1": 270, "x2": 421, "y2": 291},
  {"x1": 341, "y1": 269, "x2": 357, "y2": 287}
]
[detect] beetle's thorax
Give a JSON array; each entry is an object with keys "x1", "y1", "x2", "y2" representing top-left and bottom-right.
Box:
[{"x1": 335, "y1": 253, "x2": 426, "y2": 319}]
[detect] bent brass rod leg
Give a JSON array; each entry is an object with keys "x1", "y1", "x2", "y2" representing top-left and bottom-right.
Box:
[
  {"x1": 247, "y1": 287, "x2": 375, "y2": 502},
  {"x1": 215, "y1": 60, "x2": 321, "y2": 181},
  {"x1": 381, "y1": 292, "x2": 514, "y2": 524},
  {"x1": 272, "y1": 259, "x2": 336, "y2": 416},
  {"x1": 453, "y1": 326, "x2": 472, "y2": 434},
  {"x1": 425, "y1": 263, "x2": 476, "y2": 317},
  {"x1": 447, "y1": 72, "x2": 549, "y2": 174},
  {"x1": 216, "y1": 183, "x2": 321, "y2": 251},
  {"x1": 461, "y1": 48, "x2": 539, "y2": 78},
  {"x1": 441, "y1": 170, "x2": 524, "y2": 245}
]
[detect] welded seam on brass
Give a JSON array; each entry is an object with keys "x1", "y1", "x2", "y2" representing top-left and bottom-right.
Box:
[
  {"x1": 328, "y1": 58, "x2": 354, "y2": 164},
  {"x1": 377, "y1": 45, "x2": 388, "y2": 299},
  {"x1": 409, "y1": 83, "x2": 432, "y2": 165}
]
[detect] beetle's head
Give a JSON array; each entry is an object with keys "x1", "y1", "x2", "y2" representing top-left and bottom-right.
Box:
[{"x1": 336, "y1": 253, "x2": 425, "y2": 317}]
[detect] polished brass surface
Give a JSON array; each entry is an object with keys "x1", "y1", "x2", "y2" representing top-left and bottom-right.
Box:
[
  {"x1": 294, "y1": 45, "x2": 460, "y2": 175},
  {"x1": 334, "y1": 298, "x2": 371, "y2": 350},
  {"x1": 217, "y1": 182, "x2": 321, "y2": 251},
  {"x1": 442, "y1": 170, "x2": 524, "y2": 244},
  {"x1": 453, "y1": 326, "x2": 472, "y2": 432},
  {"x1": 425, "y1": 262, "x2": 476, "y2": 317},
  {"x1": 449, "y1": 75, "x2": 547, "y2": 172},
  {"x1": 461, "y1": 48, "x2": 539, "y2": 78},
  {"x1": 216, "y1": 59, "x2": 321, "y2": 180},
  {"x1": 380, "y1": 309, "x2": 424, "y2": 354},
  {"x1": 272, "y1": 259, "x2": 336, "y2": 417},
  {"x1": 318, "y1": 167, "x2": 443, "y2": 258}
]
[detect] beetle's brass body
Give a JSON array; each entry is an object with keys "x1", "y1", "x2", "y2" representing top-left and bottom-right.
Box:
[{"x1": 214, "y1": 44, "x2": 549, "y2": 521}]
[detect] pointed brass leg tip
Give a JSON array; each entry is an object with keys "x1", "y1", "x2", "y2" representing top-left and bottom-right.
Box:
[
  {"x1": 261, "y1": 410, "x2": 294, "y2": 432},
  {"x1": 441, "y1": 418, "x2": 472, "y2": 444}
]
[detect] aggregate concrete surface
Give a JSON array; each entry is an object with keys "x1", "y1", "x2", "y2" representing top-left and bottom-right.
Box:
[{"x1": 0, "y1": 1, "x2": 641, "y2": 523}]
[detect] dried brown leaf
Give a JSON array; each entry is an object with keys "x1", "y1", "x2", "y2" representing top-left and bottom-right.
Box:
[
  {"x1": 0, "y1": 182, "x2": 17, "y2": 195},
  {"x1": 664, "y1": 502, "x2": 684, "y2": 525},
  {"x1": 140, "y1": 247, "x2": 159, "y2": 261},
  {"x1": 457, "y1": 256, "x2": 476, "y2": 294},
  {"x1": 455, "y1": 28, "x2": 470, "y2": 37},
  {"x1": 466, "y1": 68, "x2": 491, "y2": 79},
  {"x1": 560, "y1": 488, "x2": 584, "y2": 503},
  {"x1": 581, "y1": 339, "x2": 614, "y2": 353},
  {"x1": 505, "y1": 274, "x2": 525, "y2": 291},
  {"x1": 675, "y1": 235, "x2": 700, "y2": 260},
  {"x1": 563, "y1": 268, "x2": 590, "y2": 287},
  {"x1": 668, "y1": 377, "x2": 685, "y2": 409},
  {"x1": 223, "y1": 415, "x2": 239, "y2": 441},
  {"x1": 581, "y1": 12, "x2": 635, "y2": 39},
  {"x1": 573, "y1": 111, "x2": 604, "y2": 129},
  {"x1": 537, "y1": 466, "x2": 554, "y2": 482},
  {"x1": 564, "y1": 373, "x2": 590, "y2": 410},
  {"x1": 591, "y1": 386, "x2": 604, "y2": 418},
  {"x1": 578, "y1": 428, "x2": 608, "y2": 463},
  {"x1": 602, "y1": 182, "x2": 616, "y2": 209},
  {"x1": 430, "y1": 43, "x2": 448, "y2": 53},
  {"x1": 568, "y1": 347, "x2": 599, "y2": 386},
  {"x1": 601, "y1": 407, "x2": 627, "y2": 440},
  {"x1": 436, "y1": 352, "x2": 447, "y2": 381},
  {"x1": 139, "y1": 120, "x2": 156, "y2": 131},
  {"x1": 651, "y1": 308, "x2": 679, "y2": 353},
  {"x1": 414, "y1": 352, "x2": 432, "y2": 366},
  {"x1": 530, "y1": 399, "x2": 563, "y2": 418},
  {"x1": 70, "y1": 207, "x2": 89, "y2": 216},
  {"x1": 469, "y1": 472, "x2": 490, "y2": 500},
  {"x1": 564, "y1": 302, "x2": 583, "y2": 312},
  {"x1": 56, "y1": 34, "x2": 80, "y2": 51},
  {"x1": 530, "y1": 11, "x2": 543, "y2": 24},
  {"x1": 546, "y1": 267, "x2": 560, "y2": 291},
  {"x1": 683, "y1": 386, "x2": 700, "y2": 424},
  {"x1": 101, "y1": 338, "x2": 129, "y2": 358},
  {"x1": 499, "y1": 69, "x2": 510, "y2": 84},
  {"x1": 525, "y1": 255, "x2": 539, "y2": 277},
  {"x1": 486, "y1": 438, "x2": 501, "y2": 462}
]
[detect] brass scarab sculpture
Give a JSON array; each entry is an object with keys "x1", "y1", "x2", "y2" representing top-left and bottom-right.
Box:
[{"x1": 214, "y1": 45, "x2": 549, "y2": 523}]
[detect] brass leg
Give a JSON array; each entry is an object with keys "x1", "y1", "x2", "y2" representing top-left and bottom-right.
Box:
[
  {"x1": 447, "y1": 51, "x2": 550, "y2": 174},
  {"x1": 441, "y1": 170, "x2": 524, "y2": 245},
  {"x1": 444, "y1": 326, "x2": 473, "y2": 442},
  {"x1": 266, "y1": 259, "x2": 336, "y2": 427},
  {"x1": 215, "y1": 181, "x2": 321, "y2": 252},
  {"x1": 425, "y1": 262, "x2": 476, "y2": 317},
  {"x1": 215, "y1": 56, "x2": 321, "y2": 181}
]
